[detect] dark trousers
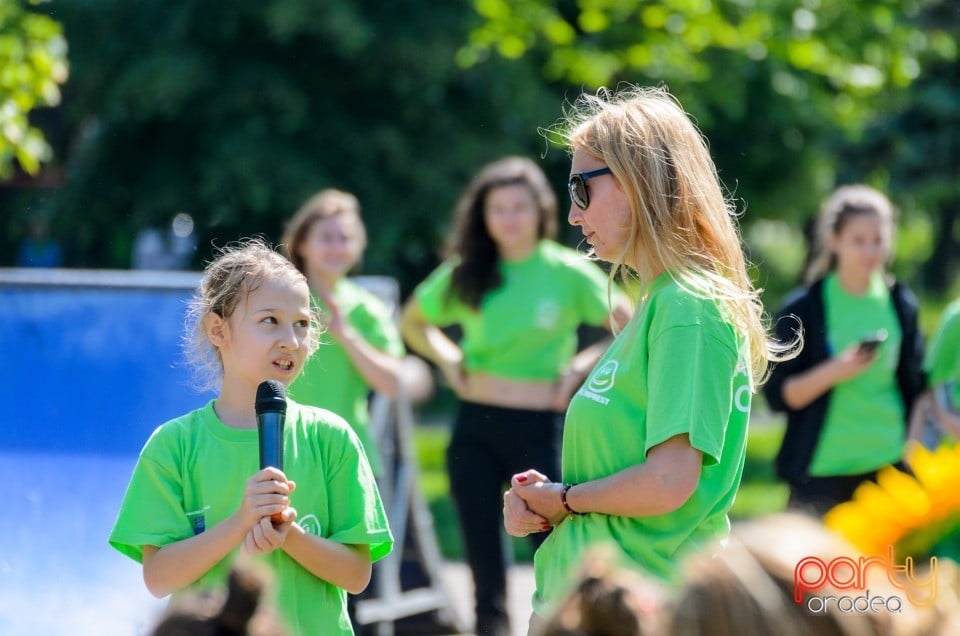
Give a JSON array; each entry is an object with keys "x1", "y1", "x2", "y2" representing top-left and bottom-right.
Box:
[
  {"x1": 447, "y1": 401, "x2": 561, "y2": 636},
  {"x1": 788, "y1": 461, "x2": 909, "y2": 517}
]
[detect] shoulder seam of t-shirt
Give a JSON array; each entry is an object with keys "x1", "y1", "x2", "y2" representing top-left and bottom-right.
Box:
[{"x1": 134, "y1": 451, "x2": 186, "y2": 495}]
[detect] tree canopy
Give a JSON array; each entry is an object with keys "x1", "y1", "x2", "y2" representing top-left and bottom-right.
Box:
[
  {"x1": 0, "y1": 0, "x2": 67, "y2": 178},
  {"x1": 1, "y1": 0, "x2": 956, "y2": 298},
  {"x1": 461, "y1": 0, "x2": 959, "y2": 293}
]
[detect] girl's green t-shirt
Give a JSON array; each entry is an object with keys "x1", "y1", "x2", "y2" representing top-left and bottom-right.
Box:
[
  {"x1": 108, "y1": 400, "x2": 393, "y2": 636},
  {"x1": 810, "y1": 273, "x2": 904, "y2": 476},
  {"x1": 413, "y1": 240, "x2": 616, "y2": 381},
  {"x1": 288, "y1": 278, "x2": 404, "y2": 475},
  {"x1": 531, "y1": 273, "x2": 752, "y2": 615}
]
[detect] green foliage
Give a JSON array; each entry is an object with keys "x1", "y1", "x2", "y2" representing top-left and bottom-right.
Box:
[
  {"x1": 1, "y1": 0, "x2": 955, "y2": 300},
  {"x1": 19, "y1": 0, "x2": 570, "y2": 282},
  {"x1": 0, "y1": 0, "x2": 67, "y2": 178},
  {"x1": 462, "y1": 0, "x2": 948, "y2": 131},
  {"x1": 837, "y1": 7, "x2": 960, "y2": 291},
  {"x1": 462, "y1": 0, "x2": 959, "y2": 294},
  {"x1": 745, "y1": 219, "x2": 806, "y2": 306}
]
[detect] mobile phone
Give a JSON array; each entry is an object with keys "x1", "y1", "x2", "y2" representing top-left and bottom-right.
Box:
[{"x1": 858, "y1": 330, "x2": 888, "y2": 354}]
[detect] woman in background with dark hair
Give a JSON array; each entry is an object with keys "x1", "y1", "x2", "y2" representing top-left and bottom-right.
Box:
[{"x1": 401, "y1": 156, "x2": 630, "y2": 636}]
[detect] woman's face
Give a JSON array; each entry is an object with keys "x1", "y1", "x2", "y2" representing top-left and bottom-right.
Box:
[
  {"x1": 830, "y1": 212, "x2": 889, "y2": 280},
  {"x1": 567, "y1": 148, "x2": 632, "y2": 263},
  {"x1": 483, "y1": 183, "x2": 541, "y2": 256},
  {"x1": 297, "y1": 214, "x2": 363, "y2": 281}
]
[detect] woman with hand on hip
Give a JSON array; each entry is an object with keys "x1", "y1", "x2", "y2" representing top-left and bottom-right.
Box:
[
  {"x1": 502, "y1": 86, "x2": 789, "y2": 630},
  {"x1": 402, "y1": 156, "x2": 630, "y2": 636}
]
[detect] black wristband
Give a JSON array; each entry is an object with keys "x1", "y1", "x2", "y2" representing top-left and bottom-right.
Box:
[{"x1": 560, "y1": 483, "x2": 582, "y2": 515}]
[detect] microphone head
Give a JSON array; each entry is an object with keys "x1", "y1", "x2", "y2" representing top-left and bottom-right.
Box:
[{"x1": 255, "y1": 380, "x2": 287, "y2": 415}]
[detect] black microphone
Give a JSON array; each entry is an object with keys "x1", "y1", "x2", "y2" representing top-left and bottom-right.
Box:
[{"x1": 255, "y1": 380, "x2": 286, "y2": 524}]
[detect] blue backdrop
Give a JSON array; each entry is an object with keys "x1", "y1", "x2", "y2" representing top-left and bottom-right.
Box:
[
  {"x1": 0, "y1": 270, "x2": 212, "y2": 635},
  {"x1": 0, "y1": 275, "x2": 212, "y2": 454}
]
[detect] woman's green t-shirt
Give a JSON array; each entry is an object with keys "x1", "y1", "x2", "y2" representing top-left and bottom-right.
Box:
[
  {"x1": 531, "y1": 273, "x2": 752, "y2": 615},
  {"x1": 811, "y1": 272, "x2": 904, "y2": 476},
  {"x1": 413, "y1": 240, "x2": 615, "y2": 381},
  {"x1": 288, "y1": 278, "x2": 404, "y2": 475}
]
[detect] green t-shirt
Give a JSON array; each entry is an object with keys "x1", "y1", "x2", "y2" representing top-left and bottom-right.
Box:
[
  {"x1": 288, "y1": 278, "x2": 405, "y2": 475},
  {"x1": 413, "y1": 240, "x2": 615, "y2": 380},
  {"x1": 109, "y1": 400, "x2": 393, "y2": 636},
  {"x1": 811, "y1": 273, "x2": 905, "y2": 476},
  {"x1": 531, "y1": 273, "x2": 752, "y2": 615},
  {"x1": 925, "y1": 298, "x2": 960, "y2": 408}
]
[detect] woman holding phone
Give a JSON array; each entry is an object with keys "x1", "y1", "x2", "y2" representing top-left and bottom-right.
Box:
[{"x1": 764, "y1": 184, "x2": 926, "y2": 514}]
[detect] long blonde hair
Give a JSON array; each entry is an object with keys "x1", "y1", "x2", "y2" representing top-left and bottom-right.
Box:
[{"x1": 558, "y1": 85, "x2": 793, "y2": 387}]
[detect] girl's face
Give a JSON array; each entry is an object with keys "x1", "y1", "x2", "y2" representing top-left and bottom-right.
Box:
[
  {"x1": 567, "y1": 148, "x2": 632, "y2": 263},
  {"x1": 297, "y1": 214, "x2": 364, "y2": 282},
  {"x1": 483, "y1": 183, "x2": 540, "y2": 256},
  {"x1": 214, "y1": 277, "x2": 313, "y2": 391},
  {"x1": 830, "y1": 212, "x2": 889, "y2": 281}
]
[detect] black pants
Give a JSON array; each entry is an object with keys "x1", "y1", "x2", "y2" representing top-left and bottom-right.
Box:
[
  {"x1": 447, "y1": 401, "x2": 561, "y2": 636},
  {"x1": 788, "y1": 461, "x2": 909, "y2": 517}
]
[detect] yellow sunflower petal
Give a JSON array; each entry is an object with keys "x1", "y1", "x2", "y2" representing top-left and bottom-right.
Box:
[
  {"x1": 908, "y1": 446, "x2": 960, "y2": 516},
  {"x1": 875, "y1": 466, "x2": 931, "y2": 525}
]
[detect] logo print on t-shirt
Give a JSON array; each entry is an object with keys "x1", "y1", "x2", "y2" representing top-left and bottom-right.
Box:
[
  {"x1": 299, "y1": 514, "x2": 321, "y2": 536},
  {"x1": 534, "y1": 299, "x2": 561, "y2": 329},
  {"x1": 579, "y1": 360, "x2": 618, "y2": 405},
  {"x1": 186, "y1": 506, "x2": 210, "y2": 535},
  {"x1": 734, "y1": 352, "x2": 751, "y2": 414},
  {"x1": 588, "y1": 361, "x2": 618, "y2": 393}
]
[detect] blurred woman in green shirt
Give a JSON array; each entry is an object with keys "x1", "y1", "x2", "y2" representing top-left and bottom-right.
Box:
[
  {"x1": 908, "y1": 297, "x2": 960, "y2": 444},
  {"x1": 402, "y1": 156, "x2": 630, "y2": 636},
  {"x1": 282, "y1": 189, "x2": 405, "y2": 477},
  {"x1": 764, "y1": 185, "x2": 925, "y2": 514}
]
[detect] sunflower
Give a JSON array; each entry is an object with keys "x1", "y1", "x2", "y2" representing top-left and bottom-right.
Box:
[{"x1": 825, "y1": 442, "x2": 960, "y2": 559}]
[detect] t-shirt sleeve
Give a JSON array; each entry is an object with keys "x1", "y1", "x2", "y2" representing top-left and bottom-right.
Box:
[
  {"x1": 925, "y1": 303, "x2": 960, "y2": 385},
  {"x1": 568, "y1": 256, "x2": 618, "y2": 327},
  {"x1": 355, "y1": 297, "x2": 405, "y2": 358},
  {"x1": 413, "y1": 262, "x2": 459, "y2": 326},
  {"x1": 644, "y1": 302, "x2": 741, "y2": 467},
  {"x1": 108, "y1": 429, "x2": 193, "y2": 563},
  {"x1": 322, "y1": 420, "x2": 394, "y2": 562}
]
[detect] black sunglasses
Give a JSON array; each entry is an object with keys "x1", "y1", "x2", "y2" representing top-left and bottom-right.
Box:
[{"x1": 568, "y1": 167, "x2": 612, "y2": 210}]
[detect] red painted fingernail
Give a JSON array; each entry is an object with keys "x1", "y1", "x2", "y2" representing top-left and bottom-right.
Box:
[{"x1": 517, "y1": 476, "x2": 528, "y2": 483}]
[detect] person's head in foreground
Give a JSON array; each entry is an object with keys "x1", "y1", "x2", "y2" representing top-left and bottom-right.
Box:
[
  {"x1": 667, "y1": 512, "x2": 958, "y2": 636},
  {"x1": 150, "y1": 564, "x2": 287, "y2": 636},
  {"x1": 537, "y1": 546, "x2": 663, "y2": 636}
]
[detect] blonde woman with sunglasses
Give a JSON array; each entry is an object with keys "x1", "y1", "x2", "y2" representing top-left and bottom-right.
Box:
[
  {"x1": 401, "y1": 156, "x2": 630, "y2": 636},
  {"x1": 502, "y1": 86, "x2": 792, "y2": 632}
]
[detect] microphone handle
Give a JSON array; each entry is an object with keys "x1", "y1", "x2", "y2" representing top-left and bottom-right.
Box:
[{"x1": 257, "y1": 411, "x2": 285, "y2": 524}]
